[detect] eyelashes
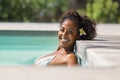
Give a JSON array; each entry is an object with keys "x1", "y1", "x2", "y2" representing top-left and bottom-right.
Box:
[{"x1": 59, "y1": 28, "x2": 74, "y2": 35}]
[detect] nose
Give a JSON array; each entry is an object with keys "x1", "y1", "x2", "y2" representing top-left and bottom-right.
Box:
[{"x1": 62, "y1": 31, "x2": 68, "y2": 38}]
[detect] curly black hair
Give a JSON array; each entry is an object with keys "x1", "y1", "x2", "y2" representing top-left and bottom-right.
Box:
[{"x1": 60, "y1": 9, "x2": 96, "y2": 40}]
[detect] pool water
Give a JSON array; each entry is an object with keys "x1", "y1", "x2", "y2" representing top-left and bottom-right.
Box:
[{"x1": 0, "y1": 31, "x2": 58, "y2": 66}]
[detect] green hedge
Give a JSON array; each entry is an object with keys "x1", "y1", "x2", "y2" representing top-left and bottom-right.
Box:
[
  {"x1": 0, "y1": 0, "x2": 69, "y2": 22},
  {"x1": 86, "y1": 0, "x2": 119, "y2": 23},
  {"x1": 0, "y1": 0, "x2": 119, "y2": 23}
]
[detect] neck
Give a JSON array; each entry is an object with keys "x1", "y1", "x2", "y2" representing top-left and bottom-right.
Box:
[{"x1": 59, "y1": 46, "x2": 74, "y2": 54}]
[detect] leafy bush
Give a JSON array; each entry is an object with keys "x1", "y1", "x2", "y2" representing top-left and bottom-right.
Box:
[
  {"x1": 86, "y1": 0, "x2": 119, "y2": 23},
  {"x1": 0, "y1": 0, "x2": 69, "y2": 22}
]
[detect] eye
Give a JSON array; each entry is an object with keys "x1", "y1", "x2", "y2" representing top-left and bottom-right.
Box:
[
  {"x1": 60, "y1": 28, "x2": 64, "y2": 32},
  {"x1": 68, "y1": 30, "x2": 73, "y2": 34}
]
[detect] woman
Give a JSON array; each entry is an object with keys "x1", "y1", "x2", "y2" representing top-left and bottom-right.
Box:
[{"x1": 35, "y1": 9, "x2": 96, "y2": 67}]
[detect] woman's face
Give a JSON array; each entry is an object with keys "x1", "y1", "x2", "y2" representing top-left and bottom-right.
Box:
[{"x1": 58, "y1": 19, "x2": 79, "y2": 48}]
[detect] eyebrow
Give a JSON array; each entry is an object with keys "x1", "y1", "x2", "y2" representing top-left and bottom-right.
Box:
[
  {"x1": 60, "y1": 27, "x2": 78, "y2": 32},
  {"x1": 67, "y1": 28, "x2": 74, "y2": 31},
  {"x1": 67, "y1": 27, "x2": 79, "y2": 31}
]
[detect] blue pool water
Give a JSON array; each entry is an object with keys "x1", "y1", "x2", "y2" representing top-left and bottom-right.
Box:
[{"x1": 0, "y1": 31, "x2": 58, "y2": 66}]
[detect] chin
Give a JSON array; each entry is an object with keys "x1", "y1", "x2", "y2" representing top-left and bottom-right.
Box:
[
  {"x1": 60, "y1": 44, "x2": 71, "y2": 49},
  {"x1": 59, "y1": 43, "x2": 67, "y2": 48}
]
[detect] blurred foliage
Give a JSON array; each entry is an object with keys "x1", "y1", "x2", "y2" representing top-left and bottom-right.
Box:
[
  {"x1": 0, "y1": 0, "x2": 69, "y2": 22},
  {"x1": 86, "y1": 0, "x2": 119, "y2": 23},
  {"x1": 0, "y1": 0, "x2": 119, "y2": 23},
  {"x1": 77, "y1": 9, "x2": 86, "y2": 16}
]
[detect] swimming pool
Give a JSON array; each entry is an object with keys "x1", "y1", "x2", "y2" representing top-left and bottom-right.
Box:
[{"x1": 0, "y1": 30, "x2": 58, "y2": 66}]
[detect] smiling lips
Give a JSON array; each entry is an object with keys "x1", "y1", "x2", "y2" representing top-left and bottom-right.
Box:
[{"x1": 61, "y1": 38, "x2": 69, "y2": 43}]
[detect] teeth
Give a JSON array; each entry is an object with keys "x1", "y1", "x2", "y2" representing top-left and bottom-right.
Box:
[{"x1": 61, "y1": 38, "x2": 68, "y2": 41}]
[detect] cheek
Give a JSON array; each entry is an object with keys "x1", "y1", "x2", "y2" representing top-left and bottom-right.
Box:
[
  {"x1": 70, "y1": 34, "x2": 78, "y2": 41},
  {"x1": 71, "y1": 37, "x2": 76, "y2": 41},
  {"x1": 58, "y1": 31, "x2": 62, "y2": 38},
  {"x1": 74, "y1": 32, "x2": 79, "y2": 39}
]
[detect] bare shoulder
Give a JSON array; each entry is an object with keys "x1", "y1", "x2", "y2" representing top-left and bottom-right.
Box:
[
  {"x1": 66, "y1": 53, "x2": 76, "y2": 59},
  {"x1": 65, "y1": 53, "x2": 77, "y2": 66}
]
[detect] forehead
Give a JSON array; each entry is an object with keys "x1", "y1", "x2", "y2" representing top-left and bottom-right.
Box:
[{"x1": 61, "y1": 19, "x2": 78, "y2": 30}]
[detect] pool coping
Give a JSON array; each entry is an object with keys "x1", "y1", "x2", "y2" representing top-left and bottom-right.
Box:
[
  {"x1": 0, "y1": 23, "x2": 59, "y2": 31},
  {"x1": 76, "y1": 35, "x2": 120, "y2": 67}
]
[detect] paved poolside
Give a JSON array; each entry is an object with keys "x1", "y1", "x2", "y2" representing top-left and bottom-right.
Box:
[
  {"x1": 0, "y1": 66, "x2": 120, "y2": 80},
  {"x1": 76, "y1": 35, "x2": 120, "y2": 67}
]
